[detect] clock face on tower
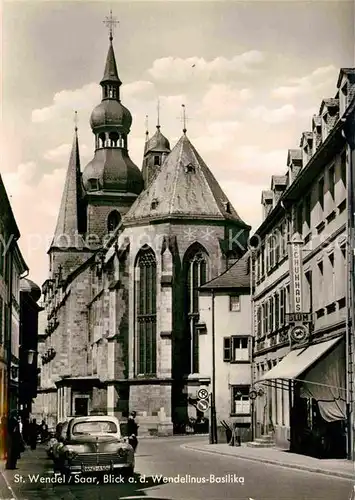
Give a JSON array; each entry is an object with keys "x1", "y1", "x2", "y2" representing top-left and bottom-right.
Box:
[{"x1": 290, "y1": 325, "x2": 308, "y2": 343}]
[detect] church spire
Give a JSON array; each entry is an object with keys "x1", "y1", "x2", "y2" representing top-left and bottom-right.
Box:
[
  {"x1": 101, "y1": 11, "x2": 121, "y2": 90},
  {"x1": 51, "y1": 113, "x2": 82, "y2": 249}
]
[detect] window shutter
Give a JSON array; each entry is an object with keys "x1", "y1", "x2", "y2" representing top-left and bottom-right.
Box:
[{"x1": 223, "y1": 337, "x2": 231, "y2": 362}]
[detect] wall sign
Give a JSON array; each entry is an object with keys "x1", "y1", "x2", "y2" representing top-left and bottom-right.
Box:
[{"x1": 288, "y1": 236, "x2": 304, "y2": 313}]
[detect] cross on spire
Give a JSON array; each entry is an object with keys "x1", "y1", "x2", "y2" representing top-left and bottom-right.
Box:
[
  {"x1": 103, "y1": 10, "x2": 119, "y2": 42},
  {"x1": 145, "y1": 114, "x2": 149, "y2": 139},
  {"x1": 178, "y1": 104, "x2": 188, "y2": 134},
  {"x1": 157, "y1": 98, "x2": 160, "y2": 128},
  {"x1": 74, "y1": 110, "x2": 78, "y2": 132}
]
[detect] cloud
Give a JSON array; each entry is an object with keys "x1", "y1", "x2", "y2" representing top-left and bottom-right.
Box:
[
  {"x1": 200, "y1": 84, "x2": 253, "y2": 119},
  {"x1": 43, "y1": 143, "x2": 91, "y2": 162},
  {"x1": 31, "y1": 80, "x2": 156, "y2": 124},
  {"x1": 272, "y1": 65, "x2": 338, "y2": 100},
  {"x1": 147, "y1": 51, "x2": 265, "y2": 83},
  {"x1": 2, "y1": 162, "x2": 67, "y2": 285},
  {"x1": 249, "y1": 104, "x2": 296, "y2": 124}
]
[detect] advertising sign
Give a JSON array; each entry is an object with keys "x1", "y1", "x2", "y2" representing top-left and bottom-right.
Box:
[{"x1": 288, "y1": 236, "x2": 304, "y2": 313}]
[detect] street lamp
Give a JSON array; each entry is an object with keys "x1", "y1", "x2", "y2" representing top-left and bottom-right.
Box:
[
  {"x1": 209, "y1": 289, "x2": 218, "y2": 444},
  {"x1": 27, "y1": 350, "x2": 36, "y2": 365}
]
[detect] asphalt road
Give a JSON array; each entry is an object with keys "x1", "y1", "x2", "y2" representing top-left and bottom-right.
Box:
[{"x1": 2, "y1": 437, "x2": 353, "y2": 500}]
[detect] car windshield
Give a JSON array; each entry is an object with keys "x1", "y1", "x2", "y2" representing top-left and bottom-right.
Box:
[{"x1": 72, "y1": 420, "x2": 118, "y2": 435}]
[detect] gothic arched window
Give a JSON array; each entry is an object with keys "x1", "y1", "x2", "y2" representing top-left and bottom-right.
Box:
[
  {"x1": 183, "y1": 244, "x2": 208, "y2": 374},
  {"x1": 135, "y1": 246, "x2": 157, "y2": 376},
  {"x1": 107, "y1": 210, "x2": 121, "y2": 232}
]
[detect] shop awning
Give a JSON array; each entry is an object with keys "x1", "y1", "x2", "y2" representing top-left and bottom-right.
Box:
[{"x1": 259, "y1": 336, "x2": 342, "y2": 381}]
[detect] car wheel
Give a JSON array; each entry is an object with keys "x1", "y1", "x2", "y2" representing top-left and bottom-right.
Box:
[{"x1": 123, "y1": 466, "x2": 134, "y2": 478}]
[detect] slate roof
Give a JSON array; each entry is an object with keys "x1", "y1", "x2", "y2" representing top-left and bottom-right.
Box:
[
  {"x1": 337, "y1": 68, "x2": 355, "y2": 87},
  {"x1": 101, "y1": 41, "x2": 121, "y2": 85},
  {"x1": 124, "y1": 134, "x2": 249, "y2": 226},
  {"x1": 51, "y1": 129, "x2": 84, "y2": 249},
  {"x1": 145, "y1": 126, "x2": 170, "y2": 154},
  {"x1": 200, "y1": 252, "x2": 250, "y2": 290}
]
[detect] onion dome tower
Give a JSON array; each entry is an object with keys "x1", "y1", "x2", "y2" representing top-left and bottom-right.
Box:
[
  {"x1": 82, "y1": 13, "x2": 144, "y2": 238},
  {"x1": 142, "y1": 101, "x2": 170, "y2": 188}
]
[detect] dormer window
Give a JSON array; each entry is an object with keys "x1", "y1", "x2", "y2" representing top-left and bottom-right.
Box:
[
  {"x1": 223, "y1": 201, "x2": 231, "y2": 213},
  {"x1": 88, "y1": 178, "x2": 99, "y2": 191},
  {"x1": 184, "y1": 163, "x2": 195, "y2": 173},
  {"x1": 154, "y1": 155, "x2": 160, "y2": 166},
  {"x1": 151, "y1": 198, "x2": 159, "y2": 210}
]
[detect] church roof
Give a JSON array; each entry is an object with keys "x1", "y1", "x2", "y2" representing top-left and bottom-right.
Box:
[
  {"x1": 124, "y1": 134, "x2": 249, "y2": 226},
  {"x1": 145, "y1": 126, "x2": 170, "y2": 154},
  {"x1": 50, "y1": 128, "x2": 83, "y2": 249},
  {"x1": 200, "y1": 252, "x2": 250, "y2": 290}
]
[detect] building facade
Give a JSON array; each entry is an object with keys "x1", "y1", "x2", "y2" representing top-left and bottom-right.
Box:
[
  {"x1": 18, "y1": 279, "x2": 42, "y2": 420},
  {"x1": 0, "y1": 175, "x2": 35, "y2": 415},
  {"x1": 32, "y1": 29, "x2": 250, "y2": 435},
  {"x1": 250, "y1": 68, "x2": 355, "y2": 459},
  {"x1": 198, "y1": 254, "x2": 252, "y2": 441}
]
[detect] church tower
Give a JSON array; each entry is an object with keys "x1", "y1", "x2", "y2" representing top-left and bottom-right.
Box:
[
  {"x1": 142, "y1": 103, "x2": 171, "y2": 188},
  {"x1": 82, "y1": 17, "x2": 144, "y2": 240},
  {"x1": 48, "y1": 119, "x2": 89, "y2": 281}
]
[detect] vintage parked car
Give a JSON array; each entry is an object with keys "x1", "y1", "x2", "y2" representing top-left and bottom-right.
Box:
[{"x1": 52, "y1": 415, "x2": 135, "y2": 477}]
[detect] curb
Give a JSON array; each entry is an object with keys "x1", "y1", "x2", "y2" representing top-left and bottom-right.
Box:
[
  {"x1": 182, "y1": 444, "x2": 355, "y2": 480},
  {"x1": 0, "y1": 470, "x2": 18, "y2": 500},
  {"x1": 138, "y1": 434, "x2": 209, "y2": 440}
]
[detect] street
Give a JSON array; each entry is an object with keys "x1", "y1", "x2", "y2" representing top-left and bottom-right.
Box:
[{"x1": 2, "y1": 437, "x2": 353, "y2": 500}]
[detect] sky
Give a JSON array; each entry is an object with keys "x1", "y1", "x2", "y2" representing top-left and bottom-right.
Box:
[{"x1": 1, "y1": 0, "x2": 354, "y2": 287}]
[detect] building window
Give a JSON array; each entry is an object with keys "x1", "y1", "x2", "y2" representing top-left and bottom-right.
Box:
[
  {"x1": 184, "y1": 244, "x2": 208, "y2": 374},
  {"x1": 229, "y1": 295, "x2": 240, "y2": 312},
  {"x1": 223, "y1": 336, "x2": 249, "y2": 362},
  {"x1": 223, "y1": 337, "x2": 231, "y2": 361},
  {"x1": 257, "y1": 307, "x2": 262, "y2": 338},
  {"x1": 328, "y1": 253, "x2": 335, "y2": 302},
  {"x1": 107, "y1": 210, "x2": 121, "y2": 232},
  {"x1": 269, "y1": 297, "x2": 274, "y2": 332},
  {"x1": 328, "y1": 165, "x2": 335, "y2": 200},
  {"x1": 280, "y1": 288, "x2": 285, "y2": 325},
  {"x1": 135, "y1": 246, "x2": 157, "y2": 376},
  {"x1": 318, "y1": 178, "x2": 324, "y2": 210},
  {"x1": 261, "y1": 245, "x2": 265, "y2": 276},
  {"x1": 304, "y1": 194, "x2": 311, "y2": 229},
  {"x1": 154, "y1": 155, "x2": 160, "y2": 166},
  {"x1": 263, "y1": 302, "x2": 269, "y2": 335},
  {"x1": 305, "y1": 270, "x2": 313, "y2": 313},
  {"x1": 274, "y1": 293, "x2": 279, "y2": 330},
  {"x1": 295, "y1": 203, "x2": 303, "y2": 235},
  {"x1": 88, "y1": 178, "x2": 99, "y2": 191},
  {"x1": 231, "y1": 386, "x2": 250, "y2": 415}
]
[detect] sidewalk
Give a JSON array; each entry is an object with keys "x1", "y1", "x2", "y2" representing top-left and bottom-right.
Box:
[
  {"x1": 182, "y1": 441, "x2": 355, "y2": 480},
  {"x1": 0, "y1": 446, "x2": 48, "y2": 500}
]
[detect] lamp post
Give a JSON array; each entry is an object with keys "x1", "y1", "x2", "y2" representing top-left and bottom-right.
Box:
[
  {"x1": 209, "y1": 289, "x2": 218, "y2": 444},
  {"x1": 27, "y1": 350, "x2": 36, "y2": 366}
]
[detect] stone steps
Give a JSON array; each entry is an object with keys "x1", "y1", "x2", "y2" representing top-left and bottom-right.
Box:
[{"x1": 246, "y1": 432, "x2": 276, "y2": 448}]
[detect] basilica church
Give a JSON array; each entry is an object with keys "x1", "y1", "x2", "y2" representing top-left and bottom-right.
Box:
[{"x1": 35, "y1": 27, "x2": 250, "y2": 435}]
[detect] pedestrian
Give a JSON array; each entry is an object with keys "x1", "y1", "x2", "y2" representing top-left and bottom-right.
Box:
[
  {"x1": 6, "y1": 410, "x2": 22, "y2": 470},
  {"x1": 127, "y1": 411, "x2": 138, "y2": 452},
  {"x1": 29, "y1": 418, "x2": 38, "y2": 450},
  {"x1": 40, "y1": 420, "x2": 48, "y2": 442}
]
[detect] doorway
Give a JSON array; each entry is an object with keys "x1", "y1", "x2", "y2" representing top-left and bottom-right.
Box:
[{"x1": 74, "y1": 397, "x2": 89, "y2": 416}]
